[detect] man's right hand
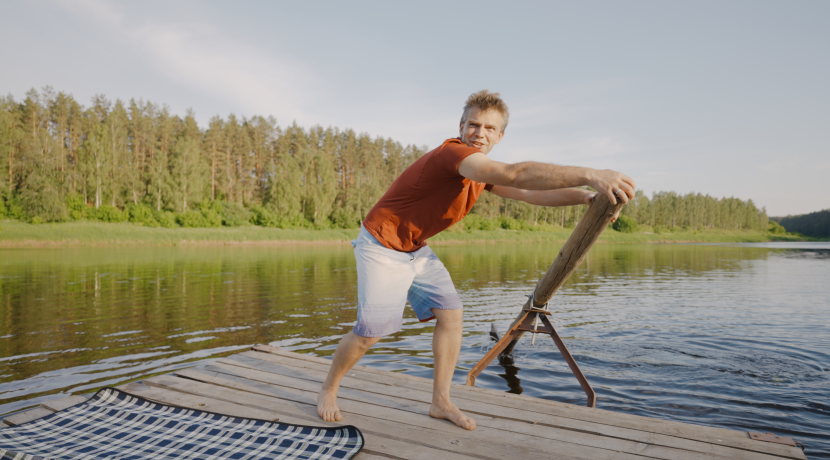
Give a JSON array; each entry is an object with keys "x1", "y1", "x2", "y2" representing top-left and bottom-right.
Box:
[{"x1": 586, "y1": 169, "x2": 636, "y2": 205}]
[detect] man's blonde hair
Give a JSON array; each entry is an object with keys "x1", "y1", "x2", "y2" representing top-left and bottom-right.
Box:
[{"x1": 461, "y1": 90, "x2": 510, "y2": 132}]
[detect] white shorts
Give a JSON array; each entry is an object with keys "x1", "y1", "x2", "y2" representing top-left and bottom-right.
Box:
[{"x1": 352, "y1": 226, "x2": 463, "y2": 337}]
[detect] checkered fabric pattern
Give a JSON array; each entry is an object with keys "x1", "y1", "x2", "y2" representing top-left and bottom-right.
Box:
[{"x1": 0, "y1": 387, "x2": 364, "y2": 460}]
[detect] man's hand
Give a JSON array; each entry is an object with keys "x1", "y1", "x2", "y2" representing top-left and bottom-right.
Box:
[
  {"x1": 588, "y1": 192, "x2": 623, "y2": 223},
  {"x1": 586, "y1": 169, "x2": 636, "y2": 205}
]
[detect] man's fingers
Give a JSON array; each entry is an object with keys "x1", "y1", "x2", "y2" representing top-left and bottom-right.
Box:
[
  {"x1": 622, "y1": 174, "x2": 637, "y2": 191},
  {"x1": 605, "y1": 189, "x2": 617, "y2": 205},
  {"x1": 618, "y1": 191, "x2": 629, "y2": 204},
  {"x1": 620, "y1": 182, "x2": 635, "y2": 199},
  {"x1": 613, "y1": 187, "x2": 629, "y2": 204}
]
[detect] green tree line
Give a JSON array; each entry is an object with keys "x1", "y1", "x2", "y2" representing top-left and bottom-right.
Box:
[
  {"x1": 0, "y1": 87, "x2": 768, "y2": 233},
  {"x1": 772, "y1": 209, "x2": 829, "y2": 238}
]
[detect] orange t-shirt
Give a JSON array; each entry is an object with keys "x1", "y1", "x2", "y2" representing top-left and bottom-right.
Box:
[{"x1": 363, "y1": 138, "x2": 494, "y2": 252}]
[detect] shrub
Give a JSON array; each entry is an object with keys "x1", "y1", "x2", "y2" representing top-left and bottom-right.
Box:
[
  {"x1": 176, "y1": 210, "x2": 209, "y2": 228},
  {"x1": 460, "y1": 214, "x2": 500, "y2": 231},
  {"x1": 66, "y1": 194, "x2": 88, "y2": 220},
  {"x1": 500, "y1": 217, "x2": 529, "y2": 231},
  {"x1": 330, "y1": 206, "x2": 361, "y2": 229},
  {"x1": 613, "y1": 215, "x2": 639, "y2": 233},
  {"x1": 6, "y1": 197, "x2": 26, "y2": 221},
  {"x1": 0, "y1": 194, "x2": 7, "y2": 218},
  {"x1": 127, "y1": 204, "x2": 159, "y2": 227},
  {"x1": 460, "y1": 214, "x2": 483, "y2": 231},
  {"x1": 199, "y1": 200, "x2": 222, "y2": 214},
  {"x1": 478, "y1": 217, "x2": 499, "y2": 230},
  {"x1": 768, "y1": 220, "x2": 787, "y2": 235},
  {"x1": 154, "y1": 210, "x2": 178, "y2": 228},
  {"x1": 217, "y1": 201, "x2": 252, "y2": 227},
  {"x1": 96, "y1": 205, "x2": 128, "y2": 223},
  {"x1": 249, "y1": 204, "x2": 280, "y2": 228},
  {"x1": 201, "y1": 209, "x2": 222, "y2": 227}
]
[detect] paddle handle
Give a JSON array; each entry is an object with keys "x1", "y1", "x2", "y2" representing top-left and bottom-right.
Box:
[{"x1": 533, "y1": 193, "x2": 623, "y2": 307}]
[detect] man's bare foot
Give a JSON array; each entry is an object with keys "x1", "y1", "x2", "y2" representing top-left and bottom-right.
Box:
[
  {"x1": 317, "y1": 388, "x2": 342, "y2": 422},
  {"x1": 429, "y1": 400, "x2": 476, "y2": 430}
]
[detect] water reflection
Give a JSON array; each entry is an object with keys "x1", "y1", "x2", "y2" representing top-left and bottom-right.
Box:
[{"x1": 0, "y1": 243, "x2": 828, "y2": 458}]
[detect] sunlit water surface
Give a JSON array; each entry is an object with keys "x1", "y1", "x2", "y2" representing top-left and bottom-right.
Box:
[{"x1": 1, "y1": 242, "x2": 828, "y2": 457}]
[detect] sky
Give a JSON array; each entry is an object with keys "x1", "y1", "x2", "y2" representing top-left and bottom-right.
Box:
[{"x1": 2, "y1": 0, "x2": 827, "y2": 216}]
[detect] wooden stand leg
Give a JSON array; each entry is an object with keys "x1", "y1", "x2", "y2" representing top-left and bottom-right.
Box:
[
  {"x1": 466, "y1": 312, "x2": 529, "y2": 386},
  {"x1": 468, "y1": 311, "x2": 597, "y2": 408},
  {"x1": 540, "y1": 314, "x2": 596, "y2": 408}
]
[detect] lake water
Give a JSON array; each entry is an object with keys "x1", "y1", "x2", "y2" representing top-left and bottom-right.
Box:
[{"x1": 1, "y1": 242, "x2": 828, "y2": 457}]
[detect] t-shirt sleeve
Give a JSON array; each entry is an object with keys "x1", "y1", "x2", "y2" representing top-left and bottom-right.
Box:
[{"x1": 435, "y1": 140, "x2": 481, "y2": 176}]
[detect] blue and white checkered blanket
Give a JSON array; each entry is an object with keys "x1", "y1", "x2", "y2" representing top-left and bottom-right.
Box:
[{"x1": 0, "y1": 387, "x2": 364, "y2": 459}]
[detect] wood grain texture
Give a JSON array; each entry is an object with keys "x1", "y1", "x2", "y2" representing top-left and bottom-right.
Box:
[
  {"x1": 534, "y1": 192, "x2": 623, "y2": 307},
  {"x1": 3, "y1": 407, "x2": 53, "y2": 426},
  {"x1": 133, "y1": 376, "x2": 587, "y2": 460},
  {"x1": 200, "y1": 359, "x2": 789, "y2": 460},
  {"x1": 177, "y1": 363, "x2": 787, "y2": 460},
  {"x1": 0, "y1": 347, "x2": 805, "y2": 460},
  {"x1": 40, "y1": 395, "x2": 87, "y2": 412},
  {"x1": 235, "y1": 349, "x2": 806, "y2": 460},
  {"x1": 117, "y1": 383, "x2": 478, "y2": 460}
]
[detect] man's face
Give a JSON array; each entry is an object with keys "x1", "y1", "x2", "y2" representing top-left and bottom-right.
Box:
[{"x1": 459, "y1": 107, "x2": 504, "y2": 155}]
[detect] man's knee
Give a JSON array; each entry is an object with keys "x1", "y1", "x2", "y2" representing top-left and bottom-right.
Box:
[
  {"x1": 349, "y1": 331, "x2": 382, "y2": 350},
  {"x1": 432, "y1": 308, "x2": 463, "y2": 329}
]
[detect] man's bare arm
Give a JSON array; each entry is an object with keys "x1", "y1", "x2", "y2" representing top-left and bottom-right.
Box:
[
  {"x1": 490, "y1": 186, "x2": 594, "y2": 207},
  {"x1": 459, "y1": 152, "x2": 636, "y2": 204}
]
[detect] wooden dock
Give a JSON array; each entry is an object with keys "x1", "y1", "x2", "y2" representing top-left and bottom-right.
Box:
[{"x1": 3, "y1": 345, "x2": 807, "y2": 460}]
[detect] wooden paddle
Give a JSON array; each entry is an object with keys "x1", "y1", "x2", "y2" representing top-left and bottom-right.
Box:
[{"x1": 465, "y1": 192, "x2": 624, "y2": 407}]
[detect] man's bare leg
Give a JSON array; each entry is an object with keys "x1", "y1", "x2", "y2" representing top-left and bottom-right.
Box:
[
  {"x1": 428, "y1": 308, "x2": 476, "y2": 430},
  {"x1": 317, "y1": 331, "x2": 380, "y2": 422}
]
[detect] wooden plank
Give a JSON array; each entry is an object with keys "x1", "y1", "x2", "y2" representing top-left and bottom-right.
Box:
[
  {"x1": 183, "y1": 364, "x2": 790, "y2": 460},
  {"x1": 3, "y1": 407, "x2": 53, "y2": 426},
  {"x1": 242, "y1": 349, "x2": 806, "y2": 460},
  {"x1": 40, "y1": 395, "x2": 87, "y2": 412},
  {"x1": 118, "y1": 382, "x2": 507, "y2": 460},
  {"x1": 199, "y1": 360, "x2": 794, "y2": 460},
  {"x1": 355, "y1": 454, "x2": 398, "y2": 460},
  {"x1": 143, "y1": 373, "x2": 643, "y2": 460},
  {"x1": 353, "y1": 453, "x2": 396, "y2": 460}
]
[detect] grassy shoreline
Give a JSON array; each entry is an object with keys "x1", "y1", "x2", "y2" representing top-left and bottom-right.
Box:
[{"x1": 0, "y1": 220, "x2": 814, "y2": 248}]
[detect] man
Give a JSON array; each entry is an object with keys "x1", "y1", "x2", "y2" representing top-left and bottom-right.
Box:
[{"x1": 317, "y1": 90, "x2": 636, "y2": 430}]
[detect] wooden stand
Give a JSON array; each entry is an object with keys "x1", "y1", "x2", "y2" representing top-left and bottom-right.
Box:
[
  {"x1": 466, "y1": 193, "x2": 624, "y2": 408},
  {"x1": 467, "y1": 303, "x2": 597, "y2": 407}
]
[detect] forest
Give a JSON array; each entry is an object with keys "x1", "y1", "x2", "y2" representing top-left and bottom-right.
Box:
[
  {"x1": 0, "y1": 87, "x2": 769, "y2": 233},
  {"x1": 772, "y1": 210, "x2": 829, "y2": 238}
]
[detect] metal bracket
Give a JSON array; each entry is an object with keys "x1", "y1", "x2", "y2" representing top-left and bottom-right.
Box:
[{"x1": 527, "y1": 293, "x2": 549, "y2": 345}]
